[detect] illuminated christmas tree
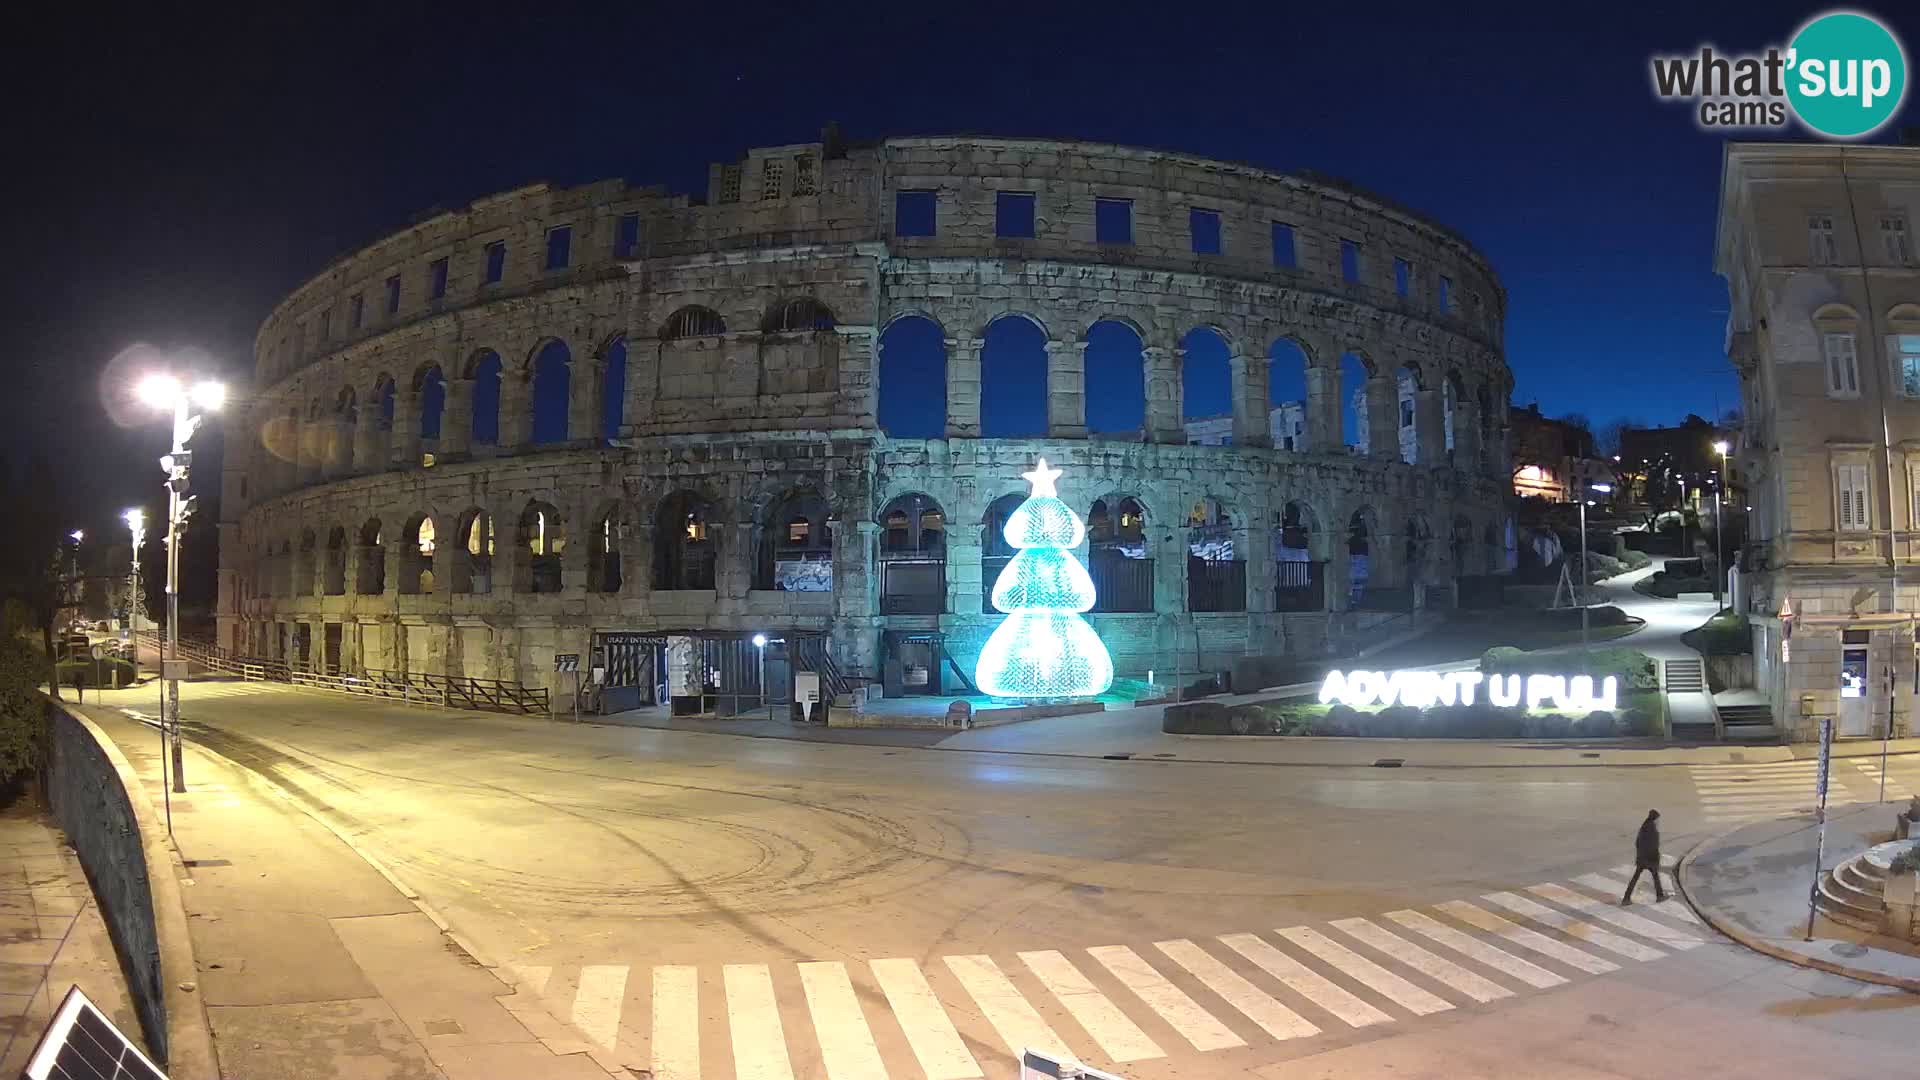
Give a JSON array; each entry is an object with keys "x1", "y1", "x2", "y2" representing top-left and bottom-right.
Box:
[{"x1": 975, "y1": 458, "x2": 1115, "y2": 699}]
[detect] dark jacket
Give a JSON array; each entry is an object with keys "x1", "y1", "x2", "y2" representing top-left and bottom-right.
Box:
[{"x1": 1635, "y1": 817, "x2": 1661, "y2": 866}]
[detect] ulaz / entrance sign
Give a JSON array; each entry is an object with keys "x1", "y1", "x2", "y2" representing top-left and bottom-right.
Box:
[{"x1": 1319, "y1": 670, "x2": 1621, "y2": 714}]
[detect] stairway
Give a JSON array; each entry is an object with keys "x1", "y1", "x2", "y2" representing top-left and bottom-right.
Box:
[
  {"x1": 1664, "y1": 658, "x2": 1706, "y2": 692},
  {"x1": 1816, "y1": 841, "x2": 1904, "y2": 932},
  {"x1": 1718, "y1": 704, "x2": 1779, "y2": 742},
  {"x1": 1663, "y1": 658, "x2": 1718, "y2": 739}
]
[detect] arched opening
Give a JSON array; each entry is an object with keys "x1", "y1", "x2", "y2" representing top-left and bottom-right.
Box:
[
  {"x1": 878, "y1": 493, "x2": 945, "y2": 613},
  {"x1": 661, "y1": 305, "x2": 726, "y2": 340},
  {"x1": 1347, "y1": 508, "x2": 1375, "y2": 603},
  {"x1": 981, "y1": 492, "x2": 1027, "y2": 613},
  {"x1": 401, "y1": 513, "x2": 436, "y2": 594},
  {"x1": 758, "y1": 490, "x2": 832, "y2": 591},
  {"x1": 333, "y1": 387, "x2": 357, "y2": 473},
  {"x1": 1477, "y1": 384, "x2": 1495, "y2": 468},
  {"x1": 468, "y1": 350, "x2": 502, "y2": 445},
  {"x1": 1274, "y1": 502, "x2": 1324, "y2": 611},
  {"x1": 374, "y1": 375, "x2": 397, "y2": 465},
  {"x1": 1404, "y1": 515, "x2": 1432, "y2": 587},
  {"x1": 517, "y1": 502, "x2": 566, "y2": 594},
  {"x1": 1084, "y1": 320, "x2": 1145, "y2": 438},
  {"x1": 762, "y1": 298, "x2": 836, "y2": 334},
  {"x1": 452, "y1": 509, "x2": 494, "y2": 594},
  {"x1": 356, "y1": 519, "x2": 385, "y2": 595},
  {"x1": 1181, "y1": 327, "x2": 1232, "y2": 442},
  {"x1": 1088, "y1": 495, "x2": 1152, "y2": 612},
  {"x1": 293, "y1": 529, "x2": 316, "y2": 597},
  {"x1": 276, "y1": 540, "x2": 293, "y2": 597},
  {"x1": 416, "y1": 365, "x2": 445, "y2": 448},
  {"x1": 587, "y1": 507, "x2": 623, "y2": 594},
  {"x1": 529, "y1": 340, "x2": 571, "y2": 445},
  {"x1": 1396, "y1": 364, "x2": 1422, "y2": 465},
  {"x1": 1444, "y1": 370, "x2": 1464, "y2": 454},
  {"x1": 600, "y1": 336, "x2": 627, "y2": 442},
  {"x1": 1269, "y1": 338, "x2": 1311, "y2": 450},
  {"x1": 1340, "y1": 352, "x2": 1372, "y2": 453},
  {"x1": 1451, "y1": 515, "x2": 1474, "y2": 578},
  {"x1": 981, "y1": 315, "x2": 1048, "y2": 437},
  {"x1": 1186, "y1": 496, "x2": 1244, "y2": 611},
  {"x1": 877, "y1": 315, "x2": 947, "y2": 438},
  {"x1": 323, "y1": 526, "x2": 347, "y2": 596},
  {"x1": 653, "y1": 492, "x2": 715, "y2": 591},
  {"x1": 1483, "y1": 522, "x2": 1500, "y2": 575}
]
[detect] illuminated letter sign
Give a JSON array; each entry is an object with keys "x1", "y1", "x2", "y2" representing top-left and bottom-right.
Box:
[{"x1": 1319, "y1": 670, "x2": 1618, "y2": 714}]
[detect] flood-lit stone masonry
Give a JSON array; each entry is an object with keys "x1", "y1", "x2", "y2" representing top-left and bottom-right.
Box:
[{"x1": 219, "y1": 132, "x2": 1514, "y2": 710}]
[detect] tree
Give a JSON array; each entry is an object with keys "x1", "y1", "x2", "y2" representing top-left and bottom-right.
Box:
[{"x1": 974, "y1": 459, "x2": 1115, "y2": 699}]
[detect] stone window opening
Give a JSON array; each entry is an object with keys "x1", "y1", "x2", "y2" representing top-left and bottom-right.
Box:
[
  {"x1": 717, "y1": 164, "x2": 742, "y2": 204},
  {"x1": 1451, "y1": 515, "x2": 1475, "y2": 578},
  {"x1": 614, "y1": 213, "x2": 641, "y2": 258},
  {"x1": 588, "y1": 511, "x2": 623, "y2": 594},
  {"x1": 323, "y1": 526, "x2": 347, "y2": 596},
  {"x1": 1439, "y1": 275, "x2": 1452, "y2": 312},
  {"x1": 1809, "y1": 214, "x2": 1838, "y2": 265},
  {"x1": 877, "y1": 315, "x2": 947, "y2": 438},
  {"x1": 895, "y1": 190, "x2": 937, "y2": 237},
  {"x1": 1275, "y1": 502, "x2": 1325, "y2": 612},
  {"x1": 1084, "y1": 319, "x2": 1145, "y2": 438},
  {"x1": 1190, "y1": 207, "x2": 1222, "y2": 255},
  {"x1": 981, "y1": 315, "x2": 1049, "y2": 438},
  {"x1": 760, "y1": 158, "x2": 784, "y2": 200},
  {"x1": 400, "y1": 514, "x2": 436, "y2": 595},
  {"x1": 529, "y1": 339, "x2": 572, "y2": 444},
  {"x1": 545, "y1": 225, "x2": 573, "y2": 271},
  {"x1": 1271, "y1": 222, "x2": 1297, "y2": 268},
  {"x1": 349, "y1": 293, "x2": 364, "y2": 330},
  {"x1": 758, "y1": 491, "x2": 832, "y2": 592},
  {"x1": 1882, "y1": 216, "x2": 1912, "y2": 264},
  {"x1": 483, "y1": 241, "x2": 506, "y2": 284},
  {"x1": 429, "y1": 257, "x2": 449, "y2": 300},
  {"x1": 294, "y1": 530, "x2": 317, "y2": 598},
  {"x1": 761, "y1": 298, "x2": 837, "y2": 334},
  {"x1": 1340, "y1": 240, "x2": 1361, "y2": 284},
  {"x1": 1394, "y1": 257, "x2": 1412, "y2": 298},
  {"x1": 1187, "y1": 497, "x2": 1244, "y2": 613},
  {"x1": 518, "y1": 503, "x2": 566, "y2": 594},
  {"x1": 654, "y1": 492, "x2": 717, "y2": 591},
  {"x1": 981, "y1": 493, "x2": 1026, "y2": 614},
  {"x1": 1403, "y1": 516, "x2": 1432, "y2": 587},
  {"x1": 1396, "y1": 363, "x2": 1422, "y2": 465},
  {"x1": 878, "y1": 493, "x2": 944, "y2": 614},
  {"x1": 996, "y1": 191, "x2": 1036, "y2": 239},
  {"x1": 452, "y1": 509, "x2": 494, "y2": 594},
  {"x1": 662, "y1": 305, "x2": 726, "y2": 340},
  {"x1": 1089, "y1": 495, "x2": 1152, "y2": 613},
  {"x1": 600, "y1": 336, "x2": 628, "y2": 442},
  {"x1": 1095, "y1": 197, "x2": 1132, "y2": 245},
  {"x1": 385, "y1": 274, "x2": 401, "y2": 315},
  {"x1": 793, "y1": 154, "x2": 816, "y2": 196},
  {"x1": 1444, "y1": 371, "x2": 1464, "y2": 453},
  {"x1": 356, "y1": 519, "x2": 386, "y2": 595},
  {"x1": 1347, "y1": 508, "x2": 1375, "y2": 603},
  {"x1": 415, "y1": 365, "x2": 445, "y2": 453}
]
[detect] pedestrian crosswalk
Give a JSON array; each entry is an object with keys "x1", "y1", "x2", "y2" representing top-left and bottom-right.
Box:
[
  {"x1": 506, "y1": 869, "x2": 1708, "y2": 1079},
  {"x1": 1687, "y1": 757, "x2": 1917, "y2": 826}
]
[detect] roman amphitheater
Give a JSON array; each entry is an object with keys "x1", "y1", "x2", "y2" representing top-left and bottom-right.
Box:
[{"x1": 219, "y1": 131, "x2": 1514, "y2": 714}]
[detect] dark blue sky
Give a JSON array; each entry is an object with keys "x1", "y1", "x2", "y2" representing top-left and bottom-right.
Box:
[{"x1": 6, "y1": 3, "x2": 1918, "y2": 540}]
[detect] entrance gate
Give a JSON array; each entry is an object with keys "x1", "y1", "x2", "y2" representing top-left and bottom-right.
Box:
[{"x1": 595, "y1": 632, "x2": 664, "y2": 714}]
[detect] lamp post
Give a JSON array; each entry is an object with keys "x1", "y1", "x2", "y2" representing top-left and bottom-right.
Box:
[
  {"x1": 66, "y1": 531, "x2": 84, "y2": 638},
  {"x1": 137, "y1": 373, "x2": 225, "y2": 793},
  {"x1": 752, "y1": 633, "x2": 770, "y2": 720},
  {"x1": 1712, "y1": 440, "x2": 1731, "y2": 614},
  {"x1": 124, "y1": 509, "x2": 145, "y2": 682},
  {"x1": 1581, "y1": 483, "x2": 1614, "y2": 659}
]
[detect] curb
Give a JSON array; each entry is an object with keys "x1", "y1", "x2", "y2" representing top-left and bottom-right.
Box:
[{"x1": 1677, "y1": 821, "x2": 1920, "y2": 994}]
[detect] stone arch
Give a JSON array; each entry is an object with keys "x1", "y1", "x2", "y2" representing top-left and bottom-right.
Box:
[
  {"x1": 661, "y1": 305, "x2": 726, "y2": 340},
  {"x1": 879, "y1": 493, "x2": 946, "y2": 554},
  {"x1": 372, "y1": 374, "x2": 397, "y2": 431},
  {"x1": 1186, "y1": 495, "x2": 1243, "y2": 612},
  {"x1": 878, "y1": 493, "x2": 945, "y2": 614},
  {"x1": 293, "y1": 528, "x2": 317, "y2": 597},
  {"x1": 1274, "y1": 500, "x2": 1325, "y2": 610},
  {"x1": 1084, "y1": 318, "x2": 1145, "y2": 438},
  {"x1": 322, "y1": 525, "x2": 347, "y2": 595},
  {"x1": 980, "y1": 491, "x2": 1027, "y2": 614},
  {"x1": 451, "y1": 508, "x2": 495, "y2": 594},
  {"x1": 1089, "y1": 494, "x2": 1153, "y2": 612},
  {"x1": 1339, "y1": 350, "x2": 1373, "y2": 452},
  {"x1": 877, "y1": 315, "x2": 947, "y2": 438},
  {"x1": 586, "y1": 500, "x2": 624, "y2": 594},
  {"x1": 653, "y1": 490, "x2": 717, "y2": 591},
  {"x1": 761, "y1": 297, "x2": 837, "y2": 334},
  {"x1": 757, "y1": 488, "x2": 833, "y2": 591},
  {"x1": 1451, "y1": 514, "x2": 1475, "y2": 576},
  {"x1": 527, "y1": 338, "x2": 570, "y2": 445},
  {"x1": 355, "y1": 518, "x2": 385, "y2": 595},
  {"x1": 599, "y1": 335, "x2": 627, "y2": 441},
  {"x1": 517, "y1": 500, "x2": 566, "y2": 594},
  {"x1": 1395, "y1": 361, "x2": 1424, "y2": 465},
  {"x1": 400, "y1": 511, "x2": 437, "y2": 594},
  {"x1": 1180, "y1": 326, "x2": 1232, "y2": 431},
  {"x1": 1444, "y1": 368, "x2": 1465, "y2": 454},
  {"x1": 1403, "y1": 513, "x2": 1433, "y2": 585},
  {"x1": 1268, "y1": 337, "x2": 1313, "y2": 450},
  {"x1": 413, "y1": 363, "x2": 445, "y2": 444},
  {"x1": 466, "y1": 349, "x2": 503, "y2": 446},
  {"x1": 981, "y1": 314, "x2": 1048, "y2": 437},
  {"x1": 1347, "y1": 506, "x2": 1377, "y2": 600}
]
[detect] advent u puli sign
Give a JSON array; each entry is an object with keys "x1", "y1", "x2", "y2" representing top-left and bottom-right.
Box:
[{"x1": 1319, "y1": 670, "x2": 1621, "y2": 715}]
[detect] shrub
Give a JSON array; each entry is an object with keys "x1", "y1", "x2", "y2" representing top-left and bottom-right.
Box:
[
  {"x1": 1890, "y1": 842, "x2": 1920, "y2": 877},
  {"x1": 1480, "y1": 645, "x2": 1657, "y2": 689},
  {"x1": 1620, "y1": 549, "x2": 1651, "y2": 570},
  {"x1": 53, "y1": 657, "x2": 137, "y2": 688},
  {"x1": 0, "y1": 633, "x2": 47, "y2": 792}
]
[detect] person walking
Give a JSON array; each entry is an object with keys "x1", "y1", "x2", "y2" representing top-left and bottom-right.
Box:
[{"x1": 1621, "y1": 809, "x2": 1666, "y2": 904}]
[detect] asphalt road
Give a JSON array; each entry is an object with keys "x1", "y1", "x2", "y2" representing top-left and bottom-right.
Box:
[{"x1": 88, "y1": 679, "x2": 1920, "y2": 1079}]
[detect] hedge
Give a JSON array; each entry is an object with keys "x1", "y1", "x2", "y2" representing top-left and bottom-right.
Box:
[
  {"x1": 1479, "y1": 645, "x2": 1659, "y2": 689},
  {"x1": 1163, "y1": 689, "x2": 1666, "y2": 739}
]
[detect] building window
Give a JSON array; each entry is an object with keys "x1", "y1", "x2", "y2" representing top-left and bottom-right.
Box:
[
  {"x1": 1823, "y1": 331, "x2": 1860, "y2": 397},
  {"x1": 1836, "y1": 463, "x2": 1871, "y2": 531},
  {"x1": 793, "y1": 154, "x2": 816, "y2": 196},
  {"x1": 318, "y1": 309, "x2": 331, "y2": 342},
  {"x1": 614, "y1": 213, "x2": 640, "y2": 257},
  {"x1": 429, "y1": 257, "x2": 449, "y2": 300},
  {"x1": 760, "y1": 157, "x2": 784, "y2": 200},
  {"x1": 1095, "y1": 198, "x2": 1133, "y2": 245},
  {"x1": 384, "y1": 275, "x2": 401, "y2": 315},
  {"x1": 895, "y1": 190, "x2": 937, "y2": 237},
  {"x1": 718, "y1": 165, "x2": 743, "y2": 204},
  {"x1": 545, "y1": 226, "x2": 572, "y2": 270},
  {"x1": 1271, "y1": 222, "x2": 1297, "y2": 268},
  {"x1": 1883, "y1": 216, "x2": 1912, "y2": 264},
  {"x1": 349, "y1": 293, "x2": 364, "y2": 330},
  {"x1": 1400, "y1": 398, "x2": 1415, "y2": 428},
  {"x1": 1810, "y1": 215, "x2": 1838, "y2": 265},
  {"x1": 1439, "y1": 275, "x2": 1452, "y2": 312},
  {"x1": 996, "y1": 191, "x2": 1036, "y2": 238},
  {"x1": 1341, "y1": 240, "x2": 1361, "y2": 283},
  {"x1": 1394, "y1": 257, "x2": 1412, "y2": 297},
  {"x1": 1190, "y1": 207, "x2": 1222, "y2": 255},
  {"x1": 484, "y1": 241, "x2": 506, "y2": 284},
  {"x1": 1900, "y1": 334, "x2": 1920, "y2": 397}
]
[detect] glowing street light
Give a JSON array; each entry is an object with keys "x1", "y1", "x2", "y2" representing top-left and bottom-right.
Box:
[
  {"x1": 1712, "y1": 441, "x2": 1731, "y2": 612},
  {"x1": 752, "y1": 633, "x2": 770, "y2": 719}
]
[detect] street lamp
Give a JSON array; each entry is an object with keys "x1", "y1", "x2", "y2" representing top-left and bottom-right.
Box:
[
  {"x1": 1581, "y1": 483, "x2": 1614, "y2": 658},
  {"x1": 124, "y1": 509, "x2": 146, "y2": 681},
  {"x1": 752, "y1": 633, "x2": 770, "y2": 720},
  {"x1": 1712, "y1": 440, "x2": 1731, "y2": 613},
  {"x1": 137, "y1": 372, "x2": 226, "y2": 793}
]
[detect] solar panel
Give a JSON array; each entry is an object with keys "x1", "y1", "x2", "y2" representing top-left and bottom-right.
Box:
[{"x1": 18, "y1": 986, "x2": 167, "y2": 1080}]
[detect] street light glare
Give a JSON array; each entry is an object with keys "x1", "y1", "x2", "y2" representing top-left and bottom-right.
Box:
[
  {"x1": 136, "y1": 373, "x2": 183, "y2": 408},
  {"x1": 752, "y1": 633, "x2": 769, "y2": 648},
  {"x1": 1713, "y1": 440, "x2": 1730, "y2": 455},
  {"x1": 124, "y1": 508, "x2": 145, "y2": 530},
  {"x1": 1591, "y1": 483, "x2": 1613, "y2": 493},
  {"x1": 192, "y1": 380, "x2": 228, "y2": 409},
  {"x1": 70, "y1": 530, "x2": 84, "y2": 543}
]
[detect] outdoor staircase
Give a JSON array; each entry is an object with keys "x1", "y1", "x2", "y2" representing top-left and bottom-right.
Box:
[
  {"x1": 1663, "y1": 658, "x2": 1718, "y2": 740},
  {"x1": 1663, "y1": 658, "x2": 1706, "y2": 692},
  {"x1": 1717, "y1": 704, "x2": 1779, "y2": 742},
  {"x1": 1816, "y1": 841, "x2": 1904, "y2": 932}
]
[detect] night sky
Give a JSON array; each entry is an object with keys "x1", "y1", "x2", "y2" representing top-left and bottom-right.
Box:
[{"x1": 7, "y1": 4, "x2": 1919, "y2": 552}]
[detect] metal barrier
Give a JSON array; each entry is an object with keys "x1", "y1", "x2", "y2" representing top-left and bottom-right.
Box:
[{"x1": 135, "y1": 631, "x2": 550, "y2": 715}]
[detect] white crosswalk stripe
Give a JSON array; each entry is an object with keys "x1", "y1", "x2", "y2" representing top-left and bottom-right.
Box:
[
  {"x1": 1218, "y1": 932, "x2": 1394, "y2": 1028},
  {"x1": 1274, "y1": 927, "x2": 1452, "y2": 1016},
  {"x1": 1851, "y1": 758, "x2": 1916, "y2": 800},
  {"x1": 869, "y1": 959, "x2": 980, "y2": 1080},
  {"x1": 1601, "y1": 865, "x2": 1704, "y2": 923},
  {"x1": 1383, "y1": 909, "x2": 1568, "y2": 989},
  {"x1": 1525, "y1": 883, "x2": 1704, "y2": 949},
  {"x1": 1480, "y1": 892, "x2": 1667, "y2": 962},
  {"x1": 1018, "y1": 950, "x2": 1163, "y2": 1062},
  {"x1": 1154, "y1": 938, "x2": 1320, "y2": 1041},
  {"x1": 1688, "y1": 762, "x2": 1819, "y2": 824},
  {"x1": 725, "y1": 964, "x2": 796, "y2": 1080},
  {"x1": 652, "y1": 965, "x2": 701, "y2": 1080},
  {"x1": 1436, "y1": 900, "x2": 1619, "y2": 975},
  {"x1": 799, "y1": 962, "x2": 889, "y2": 1080},
  {"x1": 1329, "y1": 917, "x2": 1513, "y2": 1003},
  {"x1": 946, "y1": 954, "x2": 1076, "y2": 1064},
  {"x1": 1086, "y1": 945, "x2": 1244, "y2": 1052},
  {"x1": 572, "y1": 964, "x2": 627, "y2": 1051}
]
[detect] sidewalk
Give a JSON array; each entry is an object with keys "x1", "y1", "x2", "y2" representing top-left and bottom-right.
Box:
[
  {"x1": 0, "y1": 804, "x2": 143, "y2": 1075},
  {"x1": 77, "y1": 706, "x2": 613, "y2": 1079},
  {"x1": 1681, "y1": 801, "x2": 1920, "y2": 991}
]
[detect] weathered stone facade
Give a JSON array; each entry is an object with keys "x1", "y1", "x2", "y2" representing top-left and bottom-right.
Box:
[{"x1": 219, "y1": 134, "x2": 1514, "y2": 706}]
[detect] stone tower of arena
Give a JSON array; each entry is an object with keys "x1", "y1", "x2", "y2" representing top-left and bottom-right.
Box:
[{"x1": 222, "y1": 131, "x2": 1515, "y2": 712}]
